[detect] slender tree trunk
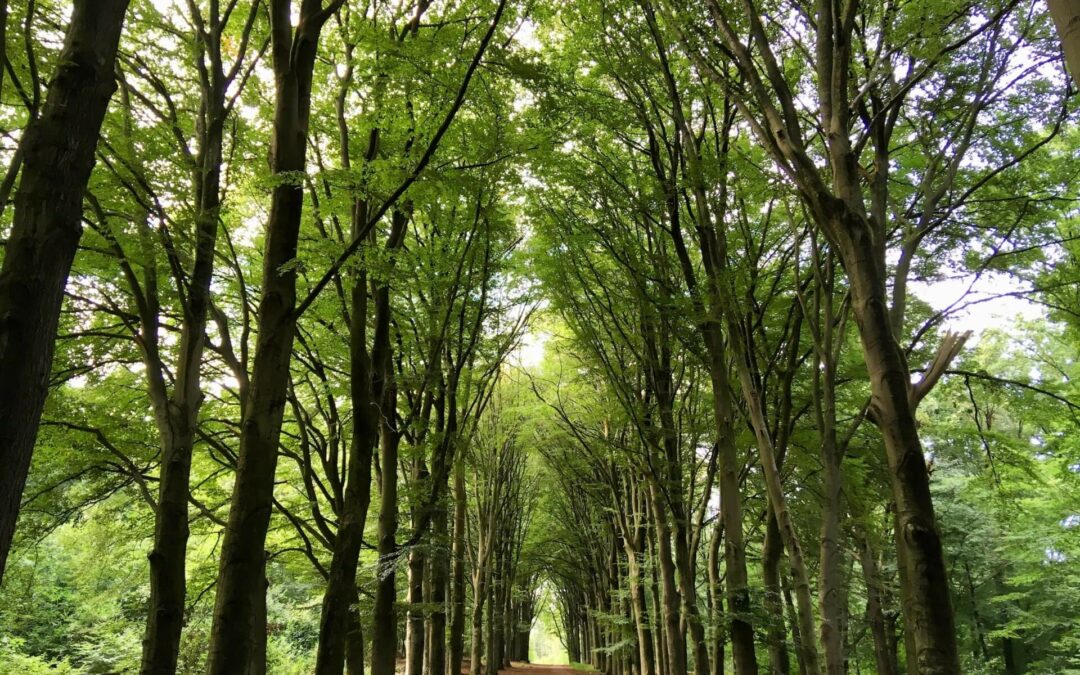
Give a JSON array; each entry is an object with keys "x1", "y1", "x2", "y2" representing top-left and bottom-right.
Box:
[
  {"x1": 427, "y1": 499, "x2": 450, "y2": 675},
  {"x1": 139, "y1": 18, "x2": 229, "y2": 670},
  {"x1": 703, "y1": 338, "x2": 758, "y2": 675},
  {"x1": 371, "y1": 398, "x2": 402, "y2": 675},
  {"x1": 819, "y1": 433, "x2": 845, "y2": 675},
  {"x1": 406, "y1": 544, "x2": 427, "y2": 675},
  {"x1": 206, "y1": 3, "x2": 341, "y2": 670},
  {"x1": 315, "y1": 137, "x2": 396, "y2": 675},
  {"x1": 626, "y1": 544, "x2": 657, "y2": 675},
  {"x1": 485, "y1": 558, "x2": 499, "y2": 675},
  {"x1": 672, "y1": 519, "x2": 711, "y2": 675},
  {"x1": 728, "y1": 339, "x2": 820, "y2": 675},
  {"x1": 469, "y1": 543, "x2": 489, "y2": 675},
  {"x1": 0, "y1": 0, "x2": 130, "y2": 581},
  {"x1": 856, "y1": 532, "x2": 898, "y2": 675},
  {"x1": 763, "y1": 508, "x2": 791, "y2": 675},
  {"x1": 649, "y1": 482, "x2": 688, "y2": 675},
  {"x1": 648, "y1": 528, "x2": 668, "y2": 675},
  {"x1": 450, "y1": 460, "x2": 468, "y2": 675},
  {"x1": 707, "y1": 519, "x2": 725, "y2": 675}
]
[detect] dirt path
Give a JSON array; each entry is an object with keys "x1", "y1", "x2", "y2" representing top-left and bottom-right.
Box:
[
  {"x1": 456, "y1": 660, "x2": 587, "y2": 675},
  {"x1": 500, "y1": 663, "x2": 581, "y2": 675}
]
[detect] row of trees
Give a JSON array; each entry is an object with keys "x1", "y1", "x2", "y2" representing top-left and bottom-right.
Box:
[
  {"x1": 0, "y1": 0, "x2": 551, "y2": 672},
  {"x1": 525, "y1": 0, "x2": 1080, "y2": 674}
]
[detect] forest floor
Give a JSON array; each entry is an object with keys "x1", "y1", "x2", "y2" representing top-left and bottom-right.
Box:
[{"x1": 458, "y1": 662, "x2": 585, "y2": 675}]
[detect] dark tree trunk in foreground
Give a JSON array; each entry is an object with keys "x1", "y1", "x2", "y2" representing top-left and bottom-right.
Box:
[
  {"x1": 205, "y1": 2, "x2": 342, "y2": 671},
  {"x1": 0, "y1": 0, "x2": 130, "y2": 582}
]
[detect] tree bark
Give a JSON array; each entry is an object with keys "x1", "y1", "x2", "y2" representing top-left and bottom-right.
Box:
[
  {"x1": 205, "y1": 2, "x2": 342, "y2": 671},
  {"x1": 648, "y1": 482, "x2": 688, "y2": 675},
  {"x1": 856, "y1": 531, "x2": 898, "y2": 675},
  {"x1": 405, "y1": 542, "x2": 427, "y2": 675},
  {"x1": 371, "y1": 385, "x2": 403, "y2": 675},
  {"x1": 0, "y1": 0, "x2": 130, "y2": 582},
  {"x1": 706, "y1": 519, "x2": 725, "y2": 675},
  {"x1": 763, "y1": 508, "x2": 791, "y2": 675},
  {"x1": 449, "y1": 460, "x2": 468, "y2": 675},
  {"x1": 139, "y1": 5, "x2": 235, "y2": 668},
  {"x1": 1048, "y1": 0, "x2": 1080, "y2": 87}
]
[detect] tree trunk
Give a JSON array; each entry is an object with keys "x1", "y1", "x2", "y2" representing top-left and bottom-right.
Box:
[
  {"x1": 819, "y1": 429, "x2": 845, "y2": 675},
  {"x1": 315, "y1": 135, "x2": 397, "y2": 675},
  {"x1": 1048, "y1": 0, "x2": 1080, "y2": 87},
  {"x1": 648, "y1": 482, "x2": 688, "y2": 675},
  {"x1": 371, "y1": 398, "x2": 402, "y2": 675},
  {"x1": 140, "y1": 13, "x2": 229, "y2": 669},
  {"x1": 626, "y1": 543, "x2": 657, "y2": 675},
  {"x1": 824, "y1": 201, "x2": 960, "y2": 674},
  {"x1": 856, "y1": 531, "x2": 898, "y2": 675},
  {"x1": 672, "y1": 518, "x2": 711, "y2": 675},
  {"x1": 427, "y1": 498, "x2": 450, "y2": 675},
  {"x1": 703, "y1": 337, "x2": 759, "y2": 675},
  {"x1": 205, "y1": 3, "x2": 340, "y2": 671},
  {"x1": 763, "y1": 508, "x2": 791, "y2": 675},
  {"x1": 0, "y1": 0, "x2": 130, "y2": 581},
  {"x1": 706, "y1": 519, "x2": 725, "y2": 675},
  {"x1": 405, "y1": 544, "x2": 427, "y2": 675},
  {"x1": 345, "y1": 583, "x2": 366, "y2": 675},
  {"x1": 450, "y1": 460, "x2": 468, "y2": 675}
]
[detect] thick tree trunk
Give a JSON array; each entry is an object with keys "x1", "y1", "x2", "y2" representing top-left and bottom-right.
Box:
[
  {"x1": 205, "y1": 3, "x2": 339, "y2": 671},
  {"x1": 1048, "y1": 0, "x2": 1080, "y2": 87},
  {"x1": 345, "y1": 584, "x2": 365, "y2": 675},
  {"x1": 836, "y1": 231, "x2": 959, "y2": 674},
  {"x1": 0, "y1": 0, "x2": 130, "y2": 581}
]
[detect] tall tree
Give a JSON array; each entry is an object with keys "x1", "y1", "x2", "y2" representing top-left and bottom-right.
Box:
[
  {"x1": 0, "y1": 0, "x2": 130, "y2": 581},
  {"x1": 205, "y1": 1, "x2": 344, "y2": 670}
]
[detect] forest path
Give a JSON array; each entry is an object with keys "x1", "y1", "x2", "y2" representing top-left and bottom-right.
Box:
[
  {"x1": 459, "y1": 662, "x2": 585, "y2": 675},
  {"x1": 500, "y1": 663, "x2": 583, "y2": 675}
]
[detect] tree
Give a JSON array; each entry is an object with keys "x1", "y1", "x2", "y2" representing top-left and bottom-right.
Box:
[{"x1": 0, "y1": 0, "x2": 130, "y2": 582}]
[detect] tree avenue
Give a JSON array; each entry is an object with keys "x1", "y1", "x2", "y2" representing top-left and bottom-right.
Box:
[{"x1": 0, "y1": 1, "x2": 1078, "y2": 674}]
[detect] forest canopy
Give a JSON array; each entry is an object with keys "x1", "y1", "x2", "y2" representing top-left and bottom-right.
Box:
[{"x1": 0, "y1": 1, "x2": 1079, "y2": 674}]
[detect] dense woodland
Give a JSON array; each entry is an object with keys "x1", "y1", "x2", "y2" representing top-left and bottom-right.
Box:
[{"x1": 1, "y1": 1, "x2": 1079, "y2": 674}]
